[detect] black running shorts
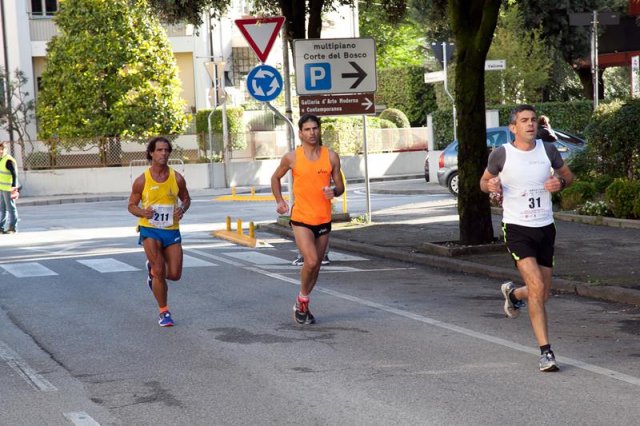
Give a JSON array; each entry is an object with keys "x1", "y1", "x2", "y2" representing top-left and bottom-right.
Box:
[
  {"x1": 502, "y1": 222, "x2": 556, "y2": 268},
  {"x1": 290, "y1": 220, "x2": 332, "y2": 239}
]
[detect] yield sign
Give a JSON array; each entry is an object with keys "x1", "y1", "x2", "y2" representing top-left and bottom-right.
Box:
[{"x1": 235, "y1": 16, "x2": 285, "y2": 63}]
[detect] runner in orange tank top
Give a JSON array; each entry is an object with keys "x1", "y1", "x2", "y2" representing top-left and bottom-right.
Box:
[{"x1": 271, "y1": 114, "x2": 344, "y2": 324}]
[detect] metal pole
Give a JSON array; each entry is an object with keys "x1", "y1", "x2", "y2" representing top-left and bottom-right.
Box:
[
  {"x1": 0, "y1": 0, "x2": 15, "y2": 154},
  {"x1": 362, "y1": 114, "x2": 371, "y2": 224},
  {"x1": 281, "y1": 26, "x2": 293, "y2": 142},
  {"x1": 266, "y1": 102, "x2": 296, "y2": 205},
  {"x1": 592, "y1": 10, "x2": 599, "y2": 109},
  {"x1": 442, "y1": 42, "x2": 457, "y2": 141}
]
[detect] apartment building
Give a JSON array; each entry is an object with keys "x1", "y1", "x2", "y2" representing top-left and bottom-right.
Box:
[{"x1": 0, "y1": 0, "x2": 359, "y2": 142}]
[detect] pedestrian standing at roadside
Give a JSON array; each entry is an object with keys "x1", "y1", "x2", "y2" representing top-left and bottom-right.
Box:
[
  {"x1": 0, "y1": 142, "x2": 20, "y2": 234},
  {"x1": 271, "y1": 114, "x2": 344, "y2": 324},
  {"x1": 536, "y1": 115, "x2": 557, "y2": 142},
  {"x1": 480, "y1": 104, "x2": 574, "y2": 372},
  {"x1": 128, "y1": 137, "x2": 190, "y2": 327}
]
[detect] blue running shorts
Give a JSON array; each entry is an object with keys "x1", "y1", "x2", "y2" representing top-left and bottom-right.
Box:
[{"x1": 138, "y1": 226, "x2": 182, "y2": 248}]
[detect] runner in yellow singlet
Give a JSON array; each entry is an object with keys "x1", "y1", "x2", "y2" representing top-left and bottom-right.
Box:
[
  {"x1": 271, "y1": 114, "x2": 344, "y2": 324},
  {"x1": 128, "y1": 137, "x2": 190, "y2": 327}
]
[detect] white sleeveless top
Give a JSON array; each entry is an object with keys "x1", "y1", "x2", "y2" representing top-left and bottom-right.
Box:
[{"x1": 500, "y1": 141, "x2": 554, "y2": 227}]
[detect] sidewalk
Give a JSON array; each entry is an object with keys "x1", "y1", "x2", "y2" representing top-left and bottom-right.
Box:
[
  {"x1": 261, "y1": 179, "x2": 640, "y2": 308},
  {"x1": 15, "y1": 178, "x2": 640, "y2": 307}
]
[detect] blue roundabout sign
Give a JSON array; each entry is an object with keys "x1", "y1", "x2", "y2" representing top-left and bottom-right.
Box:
[{"x1": 246, "y1": 64, "x2": 283, "y2": 102}]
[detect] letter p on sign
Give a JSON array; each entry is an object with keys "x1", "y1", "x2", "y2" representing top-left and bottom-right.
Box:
[{"x1": 304, "y1": 63, "x2": 331, "y2": 91}]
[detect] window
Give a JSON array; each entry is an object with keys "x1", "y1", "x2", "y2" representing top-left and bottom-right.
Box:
[
  {"x1": 232, "y1": 47, "x2": 259, "y2": 84},
  {"x1": 31, "y1": 0, "x2": 59, "y2": 17}
]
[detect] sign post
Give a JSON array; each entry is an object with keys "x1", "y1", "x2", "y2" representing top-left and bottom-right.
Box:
[{"x1": 632, "y1": 55, "x2": 639, "y2": 98}]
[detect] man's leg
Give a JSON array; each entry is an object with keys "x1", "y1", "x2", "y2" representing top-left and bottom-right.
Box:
[
  {"x1": 143, "y1": 238, "x2": 169, "y2": 309},
  {"x1": 292, "y1": 225, "x2": 329, "y2": 296},
  {"x1": 514, "y1": 257, "x2": 552, "y2": 347},
  {"x1": 6, "y1": 197, "x2": 17, "y2": 231},
  {"x1": 0, "y1": 191, "x2": 8, "y2": 232},
  {"x1": 163, "y1": 243, "x2": 184, "y2": 282}
]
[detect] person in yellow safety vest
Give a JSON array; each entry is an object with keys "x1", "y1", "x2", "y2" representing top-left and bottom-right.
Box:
[{"x1": 0, "y1": 141, "x2": 19, "y2": 234}]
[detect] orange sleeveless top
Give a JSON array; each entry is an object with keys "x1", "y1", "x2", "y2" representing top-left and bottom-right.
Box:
[{"x1": 291, "y1": 146, "x2": 332, "y2": 225}]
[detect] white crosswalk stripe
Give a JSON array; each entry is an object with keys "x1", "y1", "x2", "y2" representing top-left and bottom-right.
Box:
[
  {"x1": 0, "y1": 262, "x2": 58, "y2": 278},
  {"x1": 77, "y1": 258, "x2": 139, "y2": 273}
]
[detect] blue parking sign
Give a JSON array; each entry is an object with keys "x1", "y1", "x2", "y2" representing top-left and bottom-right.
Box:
[{"x1": 304, "y1": 63, "x2": 331, "y2": 91}]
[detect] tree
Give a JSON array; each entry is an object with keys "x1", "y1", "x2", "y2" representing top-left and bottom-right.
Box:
[
  {"x1": 449, "y1": 0, "x2": 501, "y2": 245},
  {"x1": 484, "y1": 4, "x2": 553, "y2": 104},
  {"x1": 518, "y1": 0, "x2": 627, "y2": 100},
  {"x1": 0, "y1": 68, "x2": 36, "y2": 167},
  {"x1": 37, "y1": 0, "x2": 188, "y2": 165}
]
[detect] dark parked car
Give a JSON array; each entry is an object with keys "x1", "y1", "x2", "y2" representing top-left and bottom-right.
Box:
[{"x1": 432, "y1": 127, "x2": 585, "y2": 196}]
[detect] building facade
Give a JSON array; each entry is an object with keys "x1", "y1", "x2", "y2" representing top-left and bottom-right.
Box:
[{"x1": 0, "y1": 0, "x2": 359, "y2": 148}]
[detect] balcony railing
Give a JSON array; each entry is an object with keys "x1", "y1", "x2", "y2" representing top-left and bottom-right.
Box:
[{"x1": 29, "y1": 18, "x2": 192, "y2": 43}]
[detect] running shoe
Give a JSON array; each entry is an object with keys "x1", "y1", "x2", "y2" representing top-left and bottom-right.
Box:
[
  {"x1": 158, "y1": 311, "x2": 174, "y2": 327},
  {"x1": 292, "y1": 255, "x2": 304, "y2": 266},
  {"x1": 501, "y1": 281, "x2": 521, "y2": 319},
  {"x1": 539, "y1": 351, "x2": 559, "y2": 372},
  {"x1": 293, "y1": 297, "x2": 315, "y2": 324},
  {"x1": 145, "y1": 260, "x2": 153, "y2": 290},
  {"x1": 321, "y1": 253, "x2": 330, "y2": 265}
]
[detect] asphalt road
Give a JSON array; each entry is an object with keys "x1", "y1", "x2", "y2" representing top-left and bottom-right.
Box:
[{"x1": 1, "y1": 187, "x2": 640, "y2": 425}]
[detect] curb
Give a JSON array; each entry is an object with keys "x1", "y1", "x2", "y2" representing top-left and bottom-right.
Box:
[{"x1": 259, "y1": 222, "x2": 640, "y2": 308}]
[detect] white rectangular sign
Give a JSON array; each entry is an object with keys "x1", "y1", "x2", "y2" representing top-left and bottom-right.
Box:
[
  {"x1": 293, "y1": 38, "x2": 377, "y2": 95},
  {"x1": 632, "y1": 56, "x2": 639, "y2": 98},
  {"x1": 424, "y1": 71, "x2": 445, "y2": 83},
  {"x1": 485, "y1": 59, "x2": 506, "y2": 71}
]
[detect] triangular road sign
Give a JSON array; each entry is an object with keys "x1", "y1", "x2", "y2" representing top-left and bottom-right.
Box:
[{"x1": 235, "y1": 16, "x2": 285, "y2": 63}]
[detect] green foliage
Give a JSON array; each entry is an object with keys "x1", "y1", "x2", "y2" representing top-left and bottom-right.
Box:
[
  {"x1": 195, "y1": 107, "x2": 245, "y2": 152},
  {"x1": 37, "y1": 0, "x2": 188, "y2": 143},
  {"x1": 593, "y1": 175, "x2": 614, "y2": 194},
  {"x1": 605, "y1": 178, "x2": 640, "y2": 219},
  {"x1": 603, "y1": 66, "x2": 632, "y2": 101},
  {"x1": 485, "y1": 4, "x2": 552, "y2": 104},
  {"x1": 379, "y1": 108, "x2": 410, "y2": 128},
  {"x1": 377, "y1": 66, "x2": 437, "y2": 126},
  {"x1": 559, "y1": 181, "x2": 595, "y2": 211},
  {"x1": 360, "y1": 2, "x2": 425, "y2": 69},
  {"x1": 321, "y1": 116, "x2": 392, "y2": 155},
  {"x1": 146, "y1": 0, "x2": 231, "y2": 27},
  {"x1": 584, "y1": 99, "x2": 640, "y2": 180}
]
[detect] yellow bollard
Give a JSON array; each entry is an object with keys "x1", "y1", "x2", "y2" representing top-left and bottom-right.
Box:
[
  {"x1": 341, "y1": 169, "x2": 348, "y2": 213},
  {"x1": 226, "y1": 216, "x2": 231, "y2": 231},
  {"x1": 237, "y1": 218, "x2": 243, "y2": 235},
  {"x1": 249, "y1": 221, "x2": 255, "y2": 238},
  {"x1": 251, "y1": 187, "x2": 256, "y2": 196},
  {"x1": 231, "y1": 186, "x2": 237, "y2": 197}
]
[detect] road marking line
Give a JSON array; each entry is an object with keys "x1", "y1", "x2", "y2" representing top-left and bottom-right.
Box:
[
  {"x1": 63, "y1": 411, "x2": 101, "y2": 425},
  {"x1": 243, "y1": 267, "x2": 640, "y2": 387},
  {"x1": 0, "y1": 340, "x2": 57, "y2": 392}
]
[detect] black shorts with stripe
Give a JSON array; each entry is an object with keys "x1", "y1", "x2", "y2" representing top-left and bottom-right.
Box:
[{"x1": 502, "y1": 222, "x2": 556, "y2": 268}]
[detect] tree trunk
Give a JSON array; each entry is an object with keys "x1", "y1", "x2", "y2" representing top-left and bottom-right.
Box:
[
  {"x1": 575, "y1": 66, "x2": 605, "y2": 101},
  {"x1": 279, "y1": 0, "x2": 306, "y2": 41},
  {"x1": 307, "y1": 0, "x2": 325, "y2": 38},
  {"x1": 449, "y1": 0, "x2": 501, "y2": 245}
]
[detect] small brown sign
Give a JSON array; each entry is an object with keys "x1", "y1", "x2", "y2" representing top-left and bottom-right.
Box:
[{"x1": 299, "y1": 93, "x2": 375, "y2": 116}]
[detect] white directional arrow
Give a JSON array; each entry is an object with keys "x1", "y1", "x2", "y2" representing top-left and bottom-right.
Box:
[{"x1": 361, "y1": 97, "x2": 373, "y2": 110}]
